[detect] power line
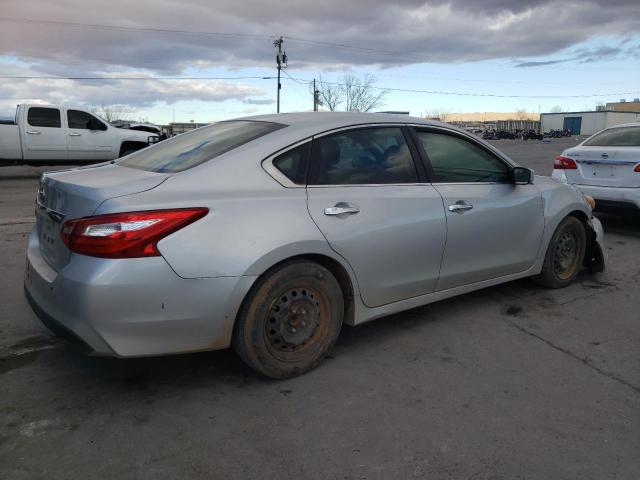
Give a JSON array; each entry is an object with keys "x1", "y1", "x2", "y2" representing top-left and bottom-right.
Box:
[
  {"x1": 0, "y1": 75, "x2": 275, "y2": 80},
  {"x1": 284, "y1": 77, "x2": 640, "y2": 99},
  {"x1": 282, "y1": 69, "x2": 309, "y2": 86},
  {"x1": 0, "y1": 73, "x2": 635, "y2": 99},
  {"x1": 0, "y1": 16, "x2": 447, "y2": 63},
  {"x1": 283, "y1": 36, "x2": 449, "y2": 62},
  {"x1": 2, "y1": 16, "x2": 638, "y2": 73},
  {"x1": 0, "y1": 17, "x2": 274, "y2": 40}
]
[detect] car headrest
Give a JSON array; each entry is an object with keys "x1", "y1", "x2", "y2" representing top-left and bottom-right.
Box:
[
  {"x1": 384, "y1": 145, "x2": 400, "y2": 157},
  {"x1": 353, "y1": 155, "x2": 375, "y2": 169}
]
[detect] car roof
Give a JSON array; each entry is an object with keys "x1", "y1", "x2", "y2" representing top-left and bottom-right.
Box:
[{"x1": 235, "y1": 111, "x2": 449, "y2": 131}]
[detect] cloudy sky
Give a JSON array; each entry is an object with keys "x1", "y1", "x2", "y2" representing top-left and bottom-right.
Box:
[{"x1": 1, "y1": 0, "x2": 639, "y2": 123}]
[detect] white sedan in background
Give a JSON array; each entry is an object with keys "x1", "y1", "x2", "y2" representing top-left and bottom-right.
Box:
[{"x1": 553, "y1": 122, "x2": 640, "y2": 210}]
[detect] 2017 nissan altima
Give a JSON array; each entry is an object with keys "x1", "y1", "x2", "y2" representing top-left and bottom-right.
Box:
[{"x1": 24, "y1": 112, "x2": 606, "y2": 378}]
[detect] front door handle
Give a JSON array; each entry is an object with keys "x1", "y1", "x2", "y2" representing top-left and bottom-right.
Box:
[
  {"x1": 26, "y1": 130, "x2": 41, "y2": 135},
  {"x1": 68, "y1": 132, "x2": 82, "y2": 136},
  {"x1": 324, "y1": 203, "x2": 360, "y2": 216},
  {"x1": 448, "y1": 201, "x2": 473, "y2": 213}
]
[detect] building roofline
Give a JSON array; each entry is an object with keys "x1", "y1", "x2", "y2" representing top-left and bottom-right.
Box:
[{"x1": 541, "y1": 110, "x2": 640, "y2": 115}]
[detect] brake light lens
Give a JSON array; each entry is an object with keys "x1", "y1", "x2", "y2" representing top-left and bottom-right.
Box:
[
  {"x1": 634, "y1": 164, "x2": 640, "y2": 173},
  {"x1": 554, "y1": 155, "x2": 577, "y2": 170},
  {"x1": 61, "y1": 208, "x2": 208, "y2": 258}
]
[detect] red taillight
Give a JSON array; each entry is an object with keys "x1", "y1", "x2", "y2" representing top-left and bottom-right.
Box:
[
  {"x1": 554, "y1": 155, "x2": 577, "y2": 170},
  {"x1": 60, "y1": 208, "x2": 208, "y2": 258},
  {"x1": 634, "y1": 164, "x2": 640, "y2": 173}
]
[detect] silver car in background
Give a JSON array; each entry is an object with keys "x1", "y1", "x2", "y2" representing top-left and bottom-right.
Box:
[
  {"x1": 553, "y1": 122, "x2": 640, "y2": 210},
  {"x1": 25, "y1": 112, "x2": 606, "y2": 378}
]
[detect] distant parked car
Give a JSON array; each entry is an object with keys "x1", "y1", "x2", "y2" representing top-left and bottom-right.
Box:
[
  {"x1": 552, "y1": 122, "x2": 640, "y2": 210},
  {"x1": 25, "y1": 112, "x2": 605, "y2": 378},
  {"x1": 0, "y1": 104, "x2": 158, "y2": 166}
]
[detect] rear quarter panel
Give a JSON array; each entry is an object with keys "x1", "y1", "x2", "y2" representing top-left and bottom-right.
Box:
[
  {"x1": 95, "y1": 148, "x2": 357, "y2": 286},
  {"x1": 0, "y1": 124, "x2": 23, "y2": 160}
]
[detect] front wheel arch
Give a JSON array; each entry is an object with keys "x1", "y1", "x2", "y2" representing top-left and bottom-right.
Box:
[
  {"x1": 534, "y1": 214, "x2": 587, "y2": 288},
  {"x1": 118, "y1": 141, "x2": 149, "y2": 157},
  {"x1": 567, "y1": 211, "x2": 605, "y2": 273}
]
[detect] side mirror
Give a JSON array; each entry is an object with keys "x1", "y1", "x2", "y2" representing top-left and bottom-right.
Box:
[{"x1": 512, "y1": 167, "x2": 534, "y2": 185}]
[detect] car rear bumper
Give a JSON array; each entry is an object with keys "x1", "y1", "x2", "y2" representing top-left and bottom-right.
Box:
[
  {"x1": 575, "y1": 185, "x2": 640, "y2": 209},
  {"x1": 24, "y1": 228, "x2": 256, "y2": 357},
  {"x1": 552, "y1": 172, "x2": 640, "y2": 209}
]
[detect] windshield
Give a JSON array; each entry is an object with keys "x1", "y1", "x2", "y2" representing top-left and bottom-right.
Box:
[
  {"x1": 118, "y1": 120, "x2": 286, "y2": 173},
  {"x1": 584, "y1": 126, "x2": 640, "y2": 147}
]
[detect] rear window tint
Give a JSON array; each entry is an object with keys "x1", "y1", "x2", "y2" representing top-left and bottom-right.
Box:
[
  {"x1": 118, "y1": 120, "x2": 286, "y2": 173},
  {"x1": 273, "y1": 143, "x2": 311, "y2": 185},
  {"x1": 28, "y1": 107, "x2": 61, "y2": 128},
  {"x1": 584, "y1": 126, "x2": 640, "y2": 147}
]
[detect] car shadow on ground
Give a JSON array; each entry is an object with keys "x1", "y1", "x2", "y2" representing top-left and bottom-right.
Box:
[{"x1": 595, "y1": 209, "x2": 640, "y2": 238}]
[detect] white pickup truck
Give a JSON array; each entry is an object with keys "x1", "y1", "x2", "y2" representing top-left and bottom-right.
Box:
[{"x1": 0, "y1": 104, "x2": 159, "y2": 165}]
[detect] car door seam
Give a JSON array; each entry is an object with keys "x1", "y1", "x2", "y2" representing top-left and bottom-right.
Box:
[{"x1": 431, "y1": 184, "x2": 449, "y2": 292}]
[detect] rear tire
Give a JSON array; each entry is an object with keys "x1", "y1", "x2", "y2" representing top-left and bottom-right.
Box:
[
  {"x1": 232, "y1": 260, "x2": 344, "y2": 379},
  {"x1": 533, "y1": 216, "x2": 586, "y2": 288}
]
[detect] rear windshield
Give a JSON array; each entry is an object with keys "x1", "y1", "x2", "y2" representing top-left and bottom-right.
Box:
[
  {"x1": 584, "y1": 126, "x2": 640, "y2": 147},
  {"x1": 118, "y1": 120, "x2": 286, "y2": 173}
]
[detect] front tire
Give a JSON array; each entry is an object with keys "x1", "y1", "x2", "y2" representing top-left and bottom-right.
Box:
[
  {"x1": 533, "y1": 216, "x2": 586, "y2": 288},
  {"x1": 232, "y1": 260, "x2": 344, "y2": 379}
]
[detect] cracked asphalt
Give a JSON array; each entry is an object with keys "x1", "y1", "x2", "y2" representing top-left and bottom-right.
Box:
[{"x1": 1, "y1": 139, "x2": 639, "y2": 479}]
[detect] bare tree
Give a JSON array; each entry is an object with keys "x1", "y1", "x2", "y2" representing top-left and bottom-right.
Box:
[
  {"x1": 342, "y1": 74, "x2": 387, "y2": 112},
  {"x1": 90, "y1": 104, "x2": 131, "y2": 123},
  {"x1": 515, "y1": 108, "x2": 528, "y2": 121},
  {"x1": 314, "y1": 74, "x2": 387, "y2": 112},
  {"x1": 313, "y1": 76, "x2": 343, "y2": 111},
  {"x1": 423, "y1": 107, "x2": 452, "y2": 122},
  {"x1": 549, "y1": 105, "x2": 563, "y2": 113}
]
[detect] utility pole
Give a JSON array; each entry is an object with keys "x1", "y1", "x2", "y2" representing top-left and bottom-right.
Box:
[
  {"x1": 313, "y1": 78, "x2": 318, "y2": 111},
  {"x1": 274, "y1": 37, "x2": 287, "y2": 113},
  {"x1": 312, "y1": 78, "x2": 322, "y2": 112}
]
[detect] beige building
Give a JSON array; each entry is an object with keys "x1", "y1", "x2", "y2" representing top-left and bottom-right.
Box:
[
  {"x1": 605, "y1": 99, "x2": 640, "y2": 112},
  {"x1": 540, "y1": 110, "x2": 640, "y2": 136}
]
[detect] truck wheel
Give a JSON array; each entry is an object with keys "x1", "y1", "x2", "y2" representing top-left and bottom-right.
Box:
[
  {"x1": 533, "y1": 216, "x2": 586, "y2": 289},
  {"x1": 119, "y1": 148, "x2": 137, "y2": 158},
  {"x1": 233, "y1": 260, "x2": 343, "y2": 379}
]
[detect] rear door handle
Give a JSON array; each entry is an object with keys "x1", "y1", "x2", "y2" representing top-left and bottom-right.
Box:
[
  {"x1": 448, "y1": 201, "x2": 473, "y2": 213},
  {"x1": 68, "y1": 132, "x2": 82, "y2": 136},
  {"x1": 324, "y1": 203, "x2": 360, "y2": 216},
  {"x1": 26, "y1": 130, "x2": 41, "y2": 135}
]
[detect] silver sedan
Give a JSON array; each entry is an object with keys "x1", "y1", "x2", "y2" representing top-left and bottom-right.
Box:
[{"x1": 25, "y1": 112, "x2": 606, "y2": 378}]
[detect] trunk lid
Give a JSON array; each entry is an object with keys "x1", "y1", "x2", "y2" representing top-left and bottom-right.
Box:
[
  {"x1": 563, "y1": 146, "x2": 640, "y2": 188},
  {"x1": 36, "y1": 163, "x2": 169, "y2": 271}
]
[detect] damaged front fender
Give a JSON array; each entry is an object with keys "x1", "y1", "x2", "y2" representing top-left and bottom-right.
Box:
[{"x1": 584, "y1": 216, "x2": 607, "y2": 273}]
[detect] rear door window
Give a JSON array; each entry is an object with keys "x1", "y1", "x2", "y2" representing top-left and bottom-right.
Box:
[
  {"x1": 584, "y1": 127, "x2": 640, "y2": 146},
  {"x1": 27, "y1": 107, "x2": 61, "y2": 128},
  {"x1": 310, "y1": 127, "x2": 419, "y2": 185},
  {"x1": 118, "y1": 120, "x2": 286, "y2": 173}
]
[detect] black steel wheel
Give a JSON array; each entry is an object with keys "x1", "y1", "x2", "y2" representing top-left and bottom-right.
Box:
[
  {"x1": 233, "y1": 260, "x2": 344, "y2": 379},
  {"x1": 534, "y1": 216, "x2": 586, "y2": 288}
]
